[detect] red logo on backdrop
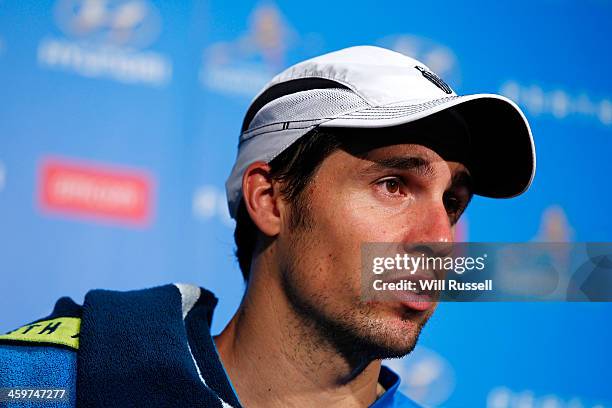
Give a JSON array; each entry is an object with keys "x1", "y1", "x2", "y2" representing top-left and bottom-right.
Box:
[{"x1": 39, "y1": 157, "x2": 154, "y2": 226}]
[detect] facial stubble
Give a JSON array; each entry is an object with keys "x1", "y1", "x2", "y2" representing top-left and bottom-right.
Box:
[{"x1": 279, "y1": 202, "x2": 432, "y2": 381}]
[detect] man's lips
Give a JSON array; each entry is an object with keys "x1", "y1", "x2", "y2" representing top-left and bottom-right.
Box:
[
  {"x1": 381, "y1": 272, "x2": 439, "y2": 312},
  {"x1": 393, "y1": 289, "x2": 434, "y2": 312}
]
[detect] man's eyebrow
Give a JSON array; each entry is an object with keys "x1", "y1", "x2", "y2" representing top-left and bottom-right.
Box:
[
  {"x1": 359, "y1": 156, "x2": 437, "y2": 177},
  {"x1": 450, "y1": 170, "x2": 474, "y2": 204},
  {"x1": 451, "y1": 170, "x2": 473, "y2": 190}
]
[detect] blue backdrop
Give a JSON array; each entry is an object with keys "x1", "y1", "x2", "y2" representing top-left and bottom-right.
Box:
[{"x1": 1, "y1": 1, "x2": 611, "y2": 407}]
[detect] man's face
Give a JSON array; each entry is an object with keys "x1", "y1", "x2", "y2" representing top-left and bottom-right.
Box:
[{"x1": 276, "y1": 133, "x2": 473, "y2": 359}]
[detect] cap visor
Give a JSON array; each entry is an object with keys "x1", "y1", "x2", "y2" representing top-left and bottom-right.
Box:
[{"x1": 320, "y1": 94, "x2": 536, "y2": 198}]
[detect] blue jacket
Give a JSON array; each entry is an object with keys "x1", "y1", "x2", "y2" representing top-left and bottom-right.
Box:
[{"x1": 0, "y1": 284, "x2": 421, "y2": 407}]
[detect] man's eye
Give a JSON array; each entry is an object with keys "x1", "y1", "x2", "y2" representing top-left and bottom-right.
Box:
[
  {"x1": 385, "y1": 179, "x2": 400, "y2": 194},
  {"x1": 444, "y1": 194, "x2": 466, "y2": 223},
  {"x1": 375, "y1": 177, "x2": 405, "y2": 197}
]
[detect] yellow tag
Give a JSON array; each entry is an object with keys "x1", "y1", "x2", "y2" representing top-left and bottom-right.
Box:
[{"x1": 0, "y1": 317, "x2": 80, "y2": 350}]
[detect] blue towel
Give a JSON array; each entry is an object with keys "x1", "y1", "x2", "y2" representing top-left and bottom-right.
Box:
[
  {"x1": 77, "y1": 284, "x2": 240, "y2": 407},
  {"x1": 1, "y1": 284, "x2": 240, "y2": 407},
  {"x1": 1, "y1": 283, "x2": 420, "y2": 407},
  {"x1": 0, "y1": 344, "x2": 76, "y2": 407},
  {"x1": 0, "y1": 297, "x2": 81, "y2": 407}
]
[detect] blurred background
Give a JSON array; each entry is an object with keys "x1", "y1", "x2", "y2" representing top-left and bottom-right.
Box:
[{"x1": 1, "y1": 1, "x2": 611, "y2": 407}]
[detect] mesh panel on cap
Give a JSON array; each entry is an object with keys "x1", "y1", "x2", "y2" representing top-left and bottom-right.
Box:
[
  {"x1": 247, "y1": 88, "x2": 370, "y2": 133},
  {"x1": 336, "y1": 96, "x2": 459, "y2": 119}
]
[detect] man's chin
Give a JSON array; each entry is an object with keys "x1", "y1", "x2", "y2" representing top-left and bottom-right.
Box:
[
  {"x1": 356, "y1": 314, "x2": 425, "y2": 360},
  {"x1": 325, "y1": 307, "x2": 427, "y2": 362}
]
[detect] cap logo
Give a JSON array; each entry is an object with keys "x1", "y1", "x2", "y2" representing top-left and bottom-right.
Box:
[{"x1": 415, "y1": 66, "x2": 453, "y2": 94}]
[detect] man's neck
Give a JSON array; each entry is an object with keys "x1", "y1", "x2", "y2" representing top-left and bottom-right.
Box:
[{"x1": 213, "y1": 265, "x2": 382, "y2": 408}]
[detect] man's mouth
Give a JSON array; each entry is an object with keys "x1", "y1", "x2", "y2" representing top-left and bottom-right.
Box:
[{"x1": 384, "y1": 272, "x2": 439, "y2": 312}]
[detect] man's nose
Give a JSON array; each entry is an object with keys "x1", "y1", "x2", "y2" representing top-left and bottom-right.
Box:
[{"x1": 403, "y1": 203, "x2": 454, "y2": 257}]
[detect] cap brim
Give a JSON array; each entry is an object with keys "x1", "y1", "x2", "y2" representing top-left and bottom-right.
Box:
[{"x1": 320, "y1": 94, "x2": 536, "y2": 198}]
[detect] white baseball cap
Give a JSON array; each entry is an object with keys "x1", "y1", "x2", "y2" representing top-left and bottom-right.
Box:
[{"x1": 226, "y1": 45, "x2": 536, "y2": 219}]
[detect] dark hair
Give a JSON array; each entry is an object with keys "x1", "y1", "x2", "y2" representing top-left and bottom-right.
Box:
[{"x1": 234, "y1": 128, "x2": 344, "y2": 281}]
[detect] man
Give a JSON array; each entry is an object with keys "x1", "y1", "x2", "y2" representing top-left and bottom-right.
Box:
[{"x1": 0, "y1": 46, "x2": 535, "y2": 407}]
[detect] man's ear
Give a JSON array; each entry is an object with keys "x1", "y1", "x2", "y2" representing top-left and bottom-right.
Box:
[{"x1": 242, "y1": 162, "x2": 283, "y2": 237}]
